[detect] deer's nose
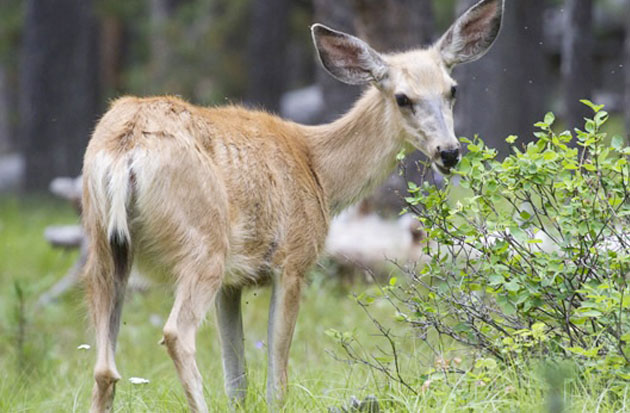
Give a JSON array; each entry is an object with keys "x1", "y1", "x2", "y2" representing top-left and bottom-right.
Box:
[{"x1": 439, "y1": 148, "x2": 460, "y2": 168}]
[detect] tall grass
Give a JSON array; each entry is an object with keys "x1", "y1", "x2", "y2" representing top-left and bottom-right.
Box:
[{"x1": 1, "y1": 197, "x2": 628, "y2": 412}]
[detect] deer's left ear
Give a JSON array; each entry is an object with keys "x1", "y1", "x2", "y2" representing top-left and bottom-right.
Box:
[
  {"x1": 311, "y1": 23, "x2": 389, "y2": 86},
  {"x1": 436, "y1": 0, "x2": 504, "y2": 68}
]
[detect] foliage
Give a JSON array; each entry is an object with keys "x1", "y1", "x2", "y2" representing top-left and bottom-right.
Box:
[
  {"x1": 322, "y1": 103, "x2": 630, "y2": 406},
  {"x1": 0, "y1": 0, "x2": 23, "y2": 65},
  {"x1": 154, "y1": 0, "x2": 251, "y2": 102},
  {"x1": 3, "y1": 197, "x2": 630, "y2": 411},
  {"x1": 388, "y1": 101, "x2": 630, "y2": 376}
]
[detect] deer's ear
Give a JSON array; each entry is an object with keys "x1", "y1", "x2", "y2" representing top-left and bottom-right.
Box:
[
  {"x1": 311, "y1": 24, "x2": 388, "y2": 86},
  {"x1": 436, "y1": 0, "x2": 504, "y2": 68}
]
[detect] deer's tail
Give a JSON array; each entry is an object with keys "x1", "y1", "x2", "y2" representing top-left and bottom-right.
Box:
[{"x1": 83, "y1": 151, "x2": 134, "y2": 279}]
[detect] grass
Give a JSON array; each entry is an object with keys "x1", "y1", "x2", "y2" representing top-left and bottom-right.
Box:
[{"x1": 1, "y1": 196, "x2": 629, "y2": 412}]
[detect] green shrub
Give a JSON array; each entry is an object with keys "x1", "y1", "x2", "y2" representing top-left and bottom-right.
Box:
[
  {"x1": 329, "y1": 102, "x2": 630, "y2": 388},
  {"x1": 397, "y1": 101, "x2": 630, "y2": 375}
]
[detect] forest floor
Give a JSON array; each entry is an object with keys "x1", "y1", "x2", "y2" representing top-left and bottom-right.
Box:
[{"x1": 1, "y1": 196, "x2": 628, "y2": 412}]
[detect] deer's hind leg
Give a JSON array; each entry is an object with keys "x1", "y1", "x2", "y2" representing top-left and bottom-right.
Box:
[
  {"x1": 86, "y1": 230, "x2": 132, "y2": 413},
  {"x1": 216, "y1": 286, "x2": 247, "y2": 407},
  {"x1": 161, "y1": 247, "x2": 226, "y2": 413},
  {"x1": 266, "y1": 264, "x2": 306, "y2": 408}
]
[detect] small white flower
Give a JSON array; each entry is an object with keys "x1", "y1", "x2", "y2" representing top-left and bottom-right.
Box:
[
  {"x1": 129, "y1": 377, "x2": 150, "y2": 385},
  {"x1": 77, "y1": 344, "x2": 91, "y2": 350}
]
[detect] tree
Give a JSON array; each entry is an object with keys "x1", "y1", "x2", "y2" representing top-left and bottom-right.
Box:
[
  {"x1": 149, "y1": 0, "x2": 171, "y2": 89},
  {"x1": 454, "y1": 0, "x2": 550, "y2": 158},
  {"x1": 19, "y1": 0, "x2": 100, "y2": 190},
  {"x1": 352, "y1": 0, "x2": 434, "y2": 51},
  {"x1": 0, "y1": 64, "x2": 9, "y2": 154},
  {"x1": 0, "y1": 0, "x2": 23, "y2": 154},
  {"x1": 245, "y1": 0, "x2": 290, "y2": 112},
  {"x1": 562, "y1": 0, "x2": 594, "y2": 132},
  {"x1": 99, "y1": 1, "x2": 132, "y2": 98},
  {"x1": 148, "y1": 0, "x2": 193, "y2": 91}
]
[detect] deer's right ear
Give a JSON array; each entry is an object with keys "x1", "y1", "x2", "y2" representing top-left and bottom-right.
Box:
[{"x1": 311, "y1": 24, "x2": 388, "y2": 86}]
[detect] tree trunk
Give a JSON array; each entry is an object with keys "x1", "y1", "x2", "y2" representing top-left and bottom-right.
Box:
[
  {"x1": 19, "y1": 0, "x2": 100, "y2": 191},
  {"x1": 245, "y1": 0, "x2": 290, "y2": 112},
  {"x1": 100, "y1": 14, "x2": 126, "y2": 96},
  {"x1": 147, "y1": 0, "x2": 192, "y2": 94},
  {"x1": 149, "y1": 0, "x2": 171, "y2": 90},
  {"x1": 352, "y1": 0, "x2": 434, "y2": 51},
  {"x1": 454, "y1": 0, "x2": 551, "y2": 158},
  {"x1": 0, "y1": 64, "x2": 10, "y2": 153},
  {"x1": 562, "y1": 0, "x2": 593, "y2": 131},
  {"x1": 0, "y1": 0, "x2": 22, "y2": 154}
]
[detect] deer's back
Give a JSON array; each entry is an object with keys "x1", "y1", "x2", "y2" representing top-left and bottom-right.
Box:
[{"x1": 84, "y1": 96, "x2": 329, "y2": 286}]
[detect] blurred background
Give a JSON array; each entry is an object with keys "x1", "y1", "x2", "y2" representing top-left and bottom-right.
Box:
[
  {"x1": 0, "y1": 3, "x2": 628, "y2": 409},
  {"x1": 0, "y1": 0, "x2": 628, "y2": 198}
]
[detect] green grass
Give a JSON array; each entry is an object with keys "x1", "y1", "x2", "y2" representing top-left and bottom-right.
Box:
[{"x1": 1, "y1": 196, "x2": 629, "y2": 412}]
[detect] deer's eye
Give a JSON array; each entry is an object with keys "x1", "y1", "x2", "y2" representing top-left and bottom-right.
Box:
[
  {"x1": 395, "y1": 93, "x2": 412, "y2": 108},
  {"x1": 450, "y1": 85, "x2": 458, "y2": 99}
]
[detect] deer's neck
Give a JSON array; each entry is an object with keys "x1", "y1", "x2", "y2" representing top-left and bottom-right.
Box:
[{"x1": 303, "y1": 87, "x2": 405, "y2": 214}]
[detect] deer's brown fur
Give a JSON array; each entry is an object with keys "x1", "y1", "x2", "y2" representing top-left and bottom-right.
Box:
[{"x1": 82, "y1": 1, "x2": 504, "y2": 411}]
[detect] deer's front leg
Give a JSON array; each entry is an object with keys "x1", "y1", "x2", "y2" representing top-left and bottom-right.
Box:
[
  {"x1": 216, "y1": 286, "x2": 247, "y2": 407},
  {"x1": 267, "y1": 270, "x2": 303, "y2": 408}
]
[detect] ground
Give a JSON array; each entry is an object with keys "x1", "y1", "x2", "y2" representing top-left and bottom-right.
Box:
[{"x1": 1, "y1": 196, "x2": 628, "y2": 412}]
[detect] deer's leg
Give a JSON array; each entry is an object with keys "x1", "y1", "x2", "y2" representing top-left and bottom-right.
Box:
[
  {"x1": 88, "y1": 240, "x2": 131, "y2": 413},
  {"x1": 266, "y1": 269, "x2": 303, "y2": 408},
  {"x1": 162, "y1": 256, "x2": 224, "y2": 413},
  {"x1": 216, "y1": 286, "x2": 247, "y2": 407}
]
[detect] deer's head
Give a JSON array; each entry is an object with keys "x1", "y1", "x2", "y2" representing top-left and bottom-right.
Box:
[{"x1": 312, "y1": 0, "x2": 504, "y2": 174}]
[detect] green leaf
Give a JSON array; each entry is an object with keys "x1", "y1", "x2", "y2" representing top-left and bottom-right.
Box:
[
  {"x1": 580, "y1": 99, "x2": 605, "y2": 113},
  {"x1": 576, "y1": 309, "x2": 602, "y2": 318},
  {"x1": 544, "y1": 112, "x2": 555, "y2": 126},
  {"x1": 488, "y1": 274, "x2": 504, "y2": 285},
  {"x1": 566, "y1": 346, "x2": 599, "y2": 358},
  {"x1": 475, "y1": 358, "x2": 497, "y2": 370},
  {"x1": 506, "y1": 135, "x2": 518, "y2": 144},
  {"x1": 374, "y1": 356, "x2": 393, "y2": 364},
  {"x1": 497, "y1": 296, "x2": 516, "y2": 315},
  {"x1": 611, "y1": 135, "x2": 626, "y2": 150},
  {"x1": 585, "y1": 120, "x2": 596, "y2": 133},
  {"x1": 456, "y1": 157, "x2": 471, "y2": 174},
  {"x1": 594, "y1": 110, "x2": 609, "y2": 126},
  {"x1": 504, "y1": 280, "x2": 520, "y2": 292},
  {"x1": 542, "y1": 150, "x2": 558, "y2": 161},
  {"x1": 509, "y1": 226, "x2": 527, "y2": 242}
]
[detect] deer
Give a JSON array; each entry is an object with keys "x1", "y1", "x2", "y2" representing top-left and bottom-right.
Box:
[{"x1": 82, "y1": 0, "x2": 504, "y2": 411}]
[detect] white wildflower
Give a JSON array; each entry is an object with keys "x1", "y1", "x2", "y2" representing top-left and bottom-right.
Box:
[{"x1": 129, "y1": 377, "x2": 150, "y2": 385}]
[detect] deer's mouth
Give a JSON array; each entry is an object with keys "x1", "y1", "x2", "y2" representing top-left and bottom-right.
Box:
[{"x1": 433, "y1": 162, "x2": 453, "y2": 175}]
